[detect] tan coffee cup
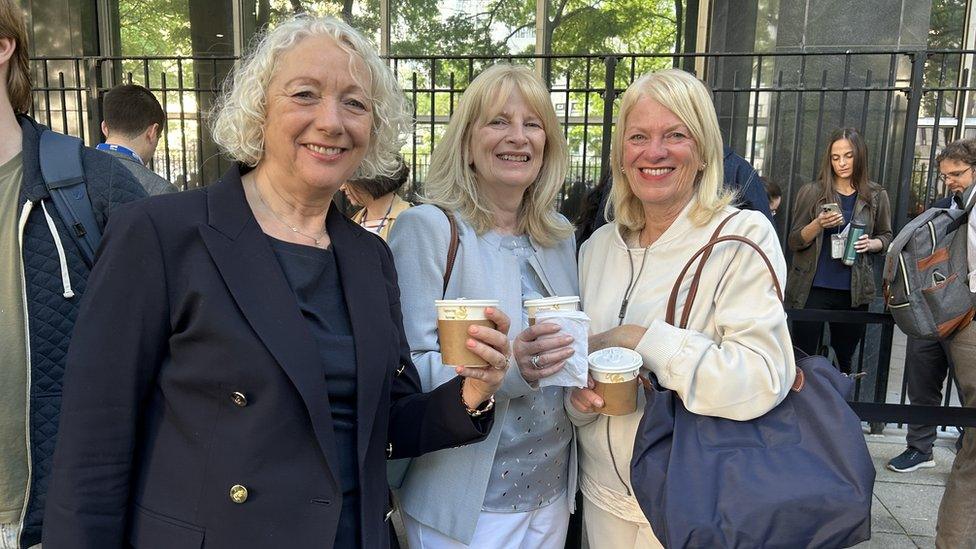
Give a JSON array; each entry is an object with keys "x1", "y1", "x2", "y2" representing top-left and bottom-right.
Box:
[
  {"x1": 524, "y1": 296, "x2": 581, "y2": 326},
  {"x1": 588, "y1": 347, "x2": 642, "y2": 416},
  {"x1": 435, "y1": 299, "x2": 499, "y2": 367}
]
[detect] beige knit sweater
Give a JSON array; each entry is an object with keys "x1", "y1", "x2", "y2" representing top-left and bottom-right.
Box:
[{"x1": 569, "y1": 203, "x2": 797, "y2": 525}]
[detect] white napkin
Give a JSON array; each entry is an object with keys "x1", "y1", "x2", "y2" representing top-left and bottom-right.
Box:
[{"x1": 535, "y1": 310, "x2": 590, "y2": 388}]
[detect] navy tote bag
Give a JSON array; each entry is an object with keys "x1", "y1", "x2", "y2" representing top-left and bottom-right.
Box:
[{"x1": 630, "y1": 233, "x2": 875, "y2": 549}]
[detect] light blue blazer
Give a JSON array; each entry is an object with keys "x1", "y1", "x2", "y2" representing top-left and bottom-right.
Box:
[{"x1": 388, "y1": 204, "x2": 579, "y2": 543}]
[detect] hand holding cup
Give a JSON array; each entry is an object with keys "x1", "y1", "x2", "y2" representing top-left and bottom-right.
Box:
[
  {"x1": 512, "y1": 321, "x2": 575, "y2": 383},
  {"x1": 570, "y1": 375, "x2": 605, "y2": 413},
  {"x1": 455, "y1": 307, "x2": 511, "y2": 408}
]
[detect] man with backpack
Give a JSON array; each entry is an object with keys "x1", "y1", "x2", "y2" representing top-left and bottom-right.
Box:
[
  {"x1": 887, "y1": 139, "x2": 976, "y2": 475},
  {"x1": 0, "y1": 2, "x2": 146, "y2": 547},
  {"x1": 934, "y1": 149, "x2": 976, "y2": 548}
]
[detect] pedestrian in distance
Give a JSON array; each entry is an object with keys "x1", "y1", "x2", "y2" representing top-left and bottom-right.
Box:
[
  {"x1": 99, "y1": 83, "x2": 179, "y2": 195},
  {"x1": 785, "y1": 127, "x2": 893, "y2": 374}
]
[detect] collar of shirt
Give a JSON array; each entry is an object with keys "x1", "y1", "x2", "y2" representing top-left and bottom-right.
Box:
[{"x1": 96, "y1": 142, "x2": 143, "y2": 164}]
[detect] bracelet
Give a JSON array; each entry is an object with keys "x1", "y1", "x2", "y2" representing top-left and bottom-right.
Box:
[{"x1": 460, "y1": 379, "x2": 495, "y2": 417}]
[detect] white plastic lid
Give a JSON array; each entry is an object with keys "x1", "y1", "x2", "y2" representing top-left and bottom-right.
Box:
[{"x1": 588, "y1": 347, "x2": 643, "y2": 374}]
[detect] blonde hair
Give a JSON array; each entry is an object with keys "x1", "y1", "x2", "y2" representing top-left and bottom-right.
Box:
[
  {"x1": 609, "y1": 68, "x2": 733, "y2": 231},
  {"x1": 421, "y1": 63, "x2": 572, "y2": 247},
  {"x1": 210, "y1": 15, "x2": 410, "y2": 180},
  {"x1": 0, "y1": 0, "x2": 31, "y2": 114}
]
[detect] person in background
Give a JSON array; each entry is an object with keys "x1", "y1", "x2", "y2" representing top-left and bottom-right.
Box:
[
  {"x1": 723, "y1": 145, "x2": 772, "y2": 221},
  {"x1": 42, "y1": 15, "x2": 503, "y2": 548},
  {"x1": 569, "y1": 68, "x2": 795, "y2": 548},
  {"x1": 99, "y1": 84, "x2": 178, "y2": 195},
  {"x1": 785, "y1": 127, "x2": 892, "y2": 374},
  {"x1": 0, "y1": 2, "x2": 147, "y2": 547},
  {"x1": 341, "y1": 156, "x2": 411, "y2": 240},
  {"x1": 389, "y1": 63, "x2": 579, "y2": 549},
  {"x1": 887, "y1": 139, "x2": 975, "y2": 474},
  {"x1": 762, "y1": 176, "x2": 782, "y2": 217}
]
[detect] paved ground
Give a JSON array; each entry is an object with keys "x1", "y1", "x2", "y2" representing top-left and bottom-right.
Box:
[{"x1": 854, "y1": 328, "x2": 962, "y2": 548}]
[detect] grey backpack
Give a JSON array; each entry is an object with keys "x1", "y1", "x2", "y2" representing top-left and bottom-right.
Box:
[{"x1": 883, "y1": 190, "x2": 975, "y2": 340}]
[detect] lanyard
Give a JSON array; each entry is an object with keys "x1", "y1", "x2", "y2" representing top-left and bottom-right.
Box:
[
  {"x1": 96, "y1": 143, "x2": 143, "y2": 164},
  {"x1": 358, "y1": 198, "x2": 396, "y2": 235}
]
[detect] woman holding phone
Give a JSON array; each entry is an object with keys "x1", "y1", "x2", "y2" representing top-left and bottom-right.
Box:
[{"x1": 785, "y1": 127, "x2": 892, "y2": 373}]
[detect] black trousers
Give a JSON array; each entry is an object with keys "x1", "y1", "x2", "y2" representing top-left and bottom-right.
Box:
[
  {"x1": 905, "y1": 336, "x2": 962, "y2": 456},
  {"x1": 792, "y1": 287, "x2": 868, "y2": 374}
]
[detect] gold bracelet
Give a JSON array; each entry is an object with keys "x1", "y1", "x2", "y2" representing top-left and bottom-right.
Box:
[{"x1": 460, "y1": 379, "x2": 495, "y2": 417}]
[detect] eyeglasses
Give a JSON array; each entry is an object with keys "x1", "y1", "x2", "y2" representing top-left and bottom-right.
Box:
[{"x1": 937, "y1": 165, "x2": 974, "y2": 183}]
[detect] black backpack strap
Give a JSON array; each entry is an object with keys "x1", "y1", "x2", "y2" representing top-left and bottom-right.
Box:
[{"x1": 39, "y1": 130, "x2": 102, "y2": 267}]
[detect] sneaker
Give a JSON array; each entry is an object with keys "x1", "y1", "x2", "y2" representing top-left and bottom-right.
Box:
[{"x1": 887, "y1": 449, "x2": 935, "y2": 473}]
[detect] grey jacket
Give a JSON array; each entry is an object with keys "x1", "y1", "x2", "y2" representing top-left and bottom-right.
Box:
[
  {"x1": 104, "y1": 149, "x2": 178, "y2": 196},
  {"x1": 388, "y1": 204, "x2": 579, "y2": 543},
  {"x1": 785, "y1": 181, "x2": 893, "y2": 308}
]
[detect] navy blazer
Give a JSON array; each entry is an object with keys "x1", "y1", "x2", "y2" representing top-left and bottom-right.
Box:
[{"x1": 43, "y1": 165, "x2": 491, "y2": 549}]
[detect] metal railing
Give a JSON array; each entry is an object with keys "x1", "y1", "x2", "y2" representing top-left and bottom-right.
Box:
[{"x1": 26, "y1": 48, "x2": 976, "y2": 430}]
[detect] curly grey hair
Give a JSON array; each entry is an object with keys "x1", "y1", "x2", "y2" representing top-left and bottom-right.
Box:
[{"x1": 210, "y1": 15, "x2": 411, "y2": 180}]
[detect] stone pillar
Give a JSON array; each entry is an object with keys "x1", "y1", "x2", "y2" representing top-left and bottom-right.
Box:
[
  {"x1": 188, "y1": 0, "x2": 236, "y2": 186},
  {"x1": 706, "y1": 0, "x2": 759, "y2": 155}
]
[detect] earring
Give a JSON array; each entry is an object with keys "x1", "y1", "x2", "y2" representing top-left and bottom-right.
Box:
[{"x1": 700, "y1": 162, "x2": 707, "y2": 170}]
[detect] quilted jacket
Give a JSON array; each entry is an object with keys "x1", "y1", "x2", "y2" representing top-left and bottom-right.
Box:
[{"x1": 14, "y1": 115, "x2": 147, "y2": 547}]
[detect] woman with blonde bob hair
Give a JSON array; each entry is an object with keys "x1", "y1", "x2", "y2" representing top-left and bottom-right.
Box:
[
  {"x1": 389, "y1": 63, "x2": 580, "y2": 547},
  {"x1": 569, "y1": 68, "x2": 796, "y2": 547},
  {"x1": 44, "y1": 15, "x2": 508, "y2": 549}
]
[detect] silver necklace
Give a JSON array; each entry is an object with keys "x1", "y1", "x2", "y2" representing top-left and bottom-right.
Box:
[{"x1": 251, "y1": 178, "x2": 328, "y2": 246}]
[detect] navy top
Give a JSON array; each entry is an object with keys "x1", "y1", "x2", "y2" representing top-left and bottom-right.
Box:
[
  {"x1": 268, "y1": 236, "x2": 360, "y2": 548},
  {"x1": 812, "y1": 191, "x2": 858, "y2": 291}
]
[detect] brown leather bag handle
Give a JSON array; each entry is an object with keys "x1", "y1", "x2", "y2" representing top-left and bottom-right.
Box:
[
  {"x1": 679, "y1": 211, "x2": 740, "y2": 329},
  {"x1": 665, "y1": 235, "x2": 784, "y2": 327},
  {"x1": 438, "y1": 207, "x2": 460, "y2": 296}
]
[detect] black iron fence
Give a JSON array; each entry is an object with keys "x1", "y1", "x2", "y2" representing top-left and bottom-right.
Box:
[
  {"x1": 26, "y1": 48, "x2": 976, "y2": 430},
  {"x1": 28, "y1": 49, "x2": 976, "y2": 229}
]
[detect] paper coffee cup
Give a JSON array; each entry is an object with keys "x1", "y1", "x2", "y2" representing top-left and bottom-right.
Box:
[
  {"x1": 524, "y1": 296, "x2": 581, "y2": 325},
  {"x1": 588, "y1": 347, "x2": 642, "y2": 416},
  {"x1": 435, "y1": 299, "x2": 499, "y2": 367}
]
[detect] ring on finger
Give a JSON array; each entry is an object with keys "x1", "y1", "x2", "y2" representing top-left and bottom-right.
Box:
[{"x1": 530, "y1": 354, "x2": 544, "y2": 370}]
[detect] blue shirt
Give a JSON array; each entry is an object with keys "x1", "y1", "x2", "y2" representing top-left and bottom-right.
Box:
[{"x1": 812, "y1": 192, "x2": 858, "y2": 290}]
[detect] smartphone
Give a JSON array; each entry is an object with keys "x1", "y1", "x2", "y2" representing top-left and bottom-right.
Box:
[{"x1": 821, "y1": 203, "x2": 841, "y2": 216}]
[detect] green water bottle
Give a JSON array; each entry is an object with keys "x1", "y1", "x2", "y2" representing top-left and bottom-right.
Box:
[{"x1": 842, "y1": 222, "x2": 866, "y2": 266}]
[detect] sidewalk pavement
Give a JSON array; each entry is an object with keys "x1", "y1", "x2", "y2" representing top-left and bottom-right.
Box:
[{"x1": 854, "y1": 328, "x2": 962, "y2": 548}]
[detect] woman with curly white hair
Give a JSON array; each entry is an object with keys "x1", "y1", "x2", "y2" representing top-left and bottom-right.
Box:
[{"x1": 42, "y1": 15, "x2": 508, "y2": 549}]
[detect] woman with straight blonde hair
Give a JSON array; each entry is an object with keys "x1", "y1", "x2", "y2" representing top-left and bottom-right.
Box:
[
  {"x1": 569, "y1": 68, "x2": 795, "y2": 547},
  {"x1": 389, "y1": 63, "x2": 579, "y2": 547}
]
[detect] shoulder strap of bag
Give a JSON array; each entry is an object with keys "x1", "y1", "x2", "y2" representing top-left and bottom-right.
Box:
[
  {"x1": 39, "y1": 130, "x2": 102, "y2": 267},
  {"x1": 671, "y1": 211, "x2": 740, "y2": 329},
  {"x1": 436, "y1": 206, "x2": 460, "y2": 296},
  {"x1": 666, "y1": 234, "x2": 784, "y2": 327}
]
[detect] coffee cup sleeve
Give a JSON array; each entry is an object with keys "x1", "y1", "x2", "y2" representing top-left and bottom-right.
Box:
[{"x1": 535, "y1": 311, "x2": 590, "y2": 389}]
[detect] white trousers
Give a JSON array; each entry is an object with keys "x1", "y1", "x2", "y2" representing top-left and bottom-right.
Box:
[
  {"x1": 403, "y1": 493, "x2": 569, "y2": 549},
  {"x1": 582, "y1": 497, "x2": 663, "y2": 549}
]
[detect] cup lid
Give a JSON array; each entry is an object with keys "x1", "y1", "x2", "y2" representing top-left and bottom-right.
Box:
[
  {"x1": 435, "y1": 299, "x2": 500, "y2": 308},
  {"x1": 588, "y1": 347, "x2": 642, "y2": 373},
  {"x1": 523, "y1": 296, "x2": 581, "y2": 307}
]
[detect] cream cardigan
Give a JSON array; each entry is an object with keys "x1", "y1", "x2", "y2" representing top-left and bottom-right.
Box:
[{"x1": 569, "y1": 203, "x2": 796, "y2": 525}]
